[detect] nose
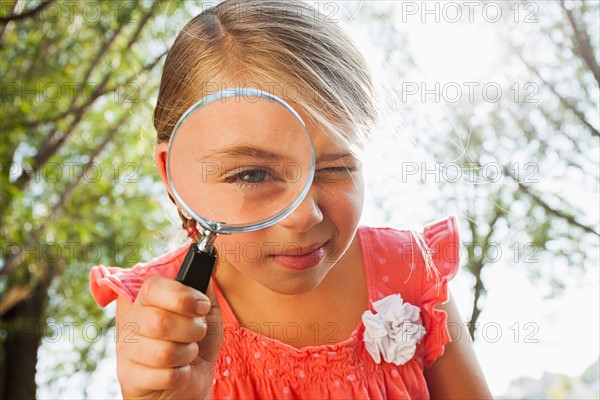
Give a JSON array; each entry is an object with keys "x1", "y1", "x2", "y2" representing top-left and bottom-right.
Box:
[{"x1": 279, "y1": 187, "x2": 323, "y2": 232}]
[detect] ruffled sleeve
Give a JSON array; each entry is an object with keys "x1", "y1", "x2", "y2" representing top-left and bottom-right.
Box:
[
  {"x1": 89, "y1": 243, "x2": 189, "y2": 307},
  {"x1": 417, "y1": 215, "x2": 461, "y2": 368}
]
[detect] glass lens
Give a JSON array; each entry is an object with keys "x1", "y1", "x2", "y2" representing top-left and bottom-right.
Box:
[{"x1": 167, "y1": 89, "x2": 315, "y2": 232}]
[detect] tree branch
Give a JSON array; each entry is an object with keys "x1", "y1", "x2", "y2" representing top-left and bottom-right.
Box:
[
  {"x1": 13, "y1": 48, "x2": 166, "y2": 193},
  {"x1": 12, "y1": 3, "x2": 163, "y2": 193},
  {"x1": 25, "y1": 1, "x2": 160, "y2": 128},
  {"x1": 466, "y1": 204, "x2": 505, "y2": 339},
  {"x1": 536, "y1": 21, "x2": 595, "y2": 102},
  {"x1": 503, "y1": 165, "x2": 599, "y2": 236},
  {"x1": 519, "y1": 54, "x2": 599, "y2": 138},
  {"x1": 0, "y1": 285, "x2": 33, "y2": 317},
  {"x1": 559, "y1": 0, "x2": 600, "y2": 86},
  {"x1": 505, "y1": 106, "x2": 595, "y2": 171},
  {"x1": 466, "y1": 215, "x2": 484, "y2": 340},
  {"x1": 1, "y1": 109, "x2": 131, "y2": 278},
  {"x1": 32, "y1": 13, "x2": 129, "y2": 125},
  {"x1": 0, "y1": 0, "x2": 55, "y2": 23},
  {"x1": 0, "y1": 0, "x2": 18, "y2": 48}
]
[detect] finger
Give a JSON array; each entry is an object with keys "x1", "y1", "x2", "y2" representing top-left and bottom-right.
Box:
[
  {"x1": 118, "y1": 360, "x2": 192, "y2": 394},
  {"x1": 194, "y1": 280, "x2": 224, "y2": 365},
  {"x1": 205, "y1": 279, "x2": 220, "y2": 313},
  {"x1": 124, "y1": 336, "x2": 199, "y2": 369},
  {"x1": 137, "y1": 276, "x2": 211, "y2": 317},
  {"x1": 135, "y1": 305, "x2": 207, "y2": 343}
]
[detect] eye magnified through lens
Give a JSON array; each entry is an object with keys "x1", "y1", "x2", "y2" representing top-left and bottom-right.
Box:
[{"x1": 167, "y1": 88, "x2": 316, "y2": 292}]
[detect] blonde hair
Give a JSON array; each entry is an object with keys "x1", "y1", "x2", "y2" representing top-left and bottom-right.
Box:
[{"x1": 153, "y1": 0, "x2": 379, "y2": 156}]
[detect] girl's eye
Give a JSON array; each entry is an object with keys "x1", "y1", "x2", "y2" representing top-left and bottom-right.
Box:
[
  {"x1": 315, "y1": 166, "x2": 356, "y2": 182},
  {"x1": 223, "y1": 168, "x2": 273, "y2": 189},
  {"x1": 238, "y1": 169, "x2": 268, "y2": 183}
]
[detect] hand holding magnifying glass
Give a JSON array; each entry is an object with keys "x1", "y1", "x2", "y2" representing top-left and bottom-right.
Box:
[{"x1": 167, "y1": 88, "x2": 316, "y2": 293}]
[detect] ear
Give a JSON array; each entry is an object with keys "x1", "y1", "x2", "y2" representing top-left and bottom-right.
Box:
[{"x1": 155, "y1": 141, "x2": 174, "y2": 200}]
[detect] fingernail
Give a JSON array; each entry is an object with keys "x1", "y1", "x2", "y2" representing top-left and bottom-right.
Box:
[{"x1": 196, "y1": 300, "x2": 211, "y2": 315}]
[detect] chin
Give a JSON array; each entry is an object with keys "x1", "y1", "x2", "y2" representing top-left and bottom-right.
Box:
[{"x1": 264, "y1": 270, "x2": 327, "y2": 296}]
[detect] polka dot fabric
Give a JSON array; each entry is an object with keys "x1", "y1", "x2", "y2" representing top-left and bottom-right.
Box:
[{"x1": 89, "y1": 216, "x2": 460, "y2": 399}]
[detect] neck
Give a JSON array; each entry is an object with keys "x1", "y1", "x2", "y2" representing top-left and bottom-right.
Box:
[
  {"x1": 212, "y1": 234, "x2": 367, "y2": 327},
  {"x1": 213, "y1": 259, "x2": 335, "y2": 317}
]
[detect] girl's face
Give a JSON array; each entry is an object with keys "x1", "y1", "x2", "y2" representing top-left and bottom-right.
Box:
[
  {"x1": 156, "y1": 101, "x2": 364, "y2": 295},
  {"x1": 216, "y1": 119, "x2": 364, "y2": 295}
]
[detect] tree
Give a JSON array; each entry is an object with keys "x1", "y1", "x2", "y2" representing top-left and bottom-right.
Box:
[
  {"x1": 408, "y1": 0, "x2": 599, "y2": 337},
  {"x1": 342, "y1": 0, "x2": 598, "y2": 340},
  {"x1": 0, "y1": 1, "x2": 194, "y2": 397}
]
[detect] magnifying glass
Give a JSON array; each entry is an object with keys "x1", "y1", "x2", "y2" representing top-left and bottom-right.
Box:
[{"x1": 167, "y1": 88, "x2": 316, "y2": 293}]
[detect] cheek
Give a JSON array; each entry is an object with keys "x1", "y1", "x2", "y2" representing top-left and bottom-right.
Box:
[
  {"x1": 213, "y1": 231, "x2": 266, "y2": 267},
  {"x1": 319, "y1": 174, "x2": 365, "y2": 237}
]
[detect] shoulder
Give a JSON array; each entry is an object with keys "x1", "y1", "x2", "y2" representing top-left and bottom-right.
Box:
[
  {"x1": 89, "y1": 242, "x2": 189, "y2": 307},
  {"x1": 357, "y1": 215, "x2": 461, "y2": 302},
  {"x1": 358, "y1": 215, "x2": 459, "y2": 251},
  {"x1": 358, "y1": 216, "x2": 470, "y2": 377},
  {"x1": 358, "y1": 215, "x2": 460, "y2": 277}
]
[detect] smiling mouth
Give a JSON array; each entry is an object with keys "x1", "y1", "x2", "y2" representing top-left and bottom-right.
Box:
[
  {"x1": 269, "y1": 241, "x2": 329, "y2": 271},
  {"x1": 271, "y1": 241, "x2": 329, "y2": 257}
]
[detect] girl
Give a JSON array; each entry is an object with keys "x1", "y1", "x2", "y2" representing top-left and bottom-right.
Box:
[{"x1": 90, "y1": 1, "x2": 492, "y2": 398}]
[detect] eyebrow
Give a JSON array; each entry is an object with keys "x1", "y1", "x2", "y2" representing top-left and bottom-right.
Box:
[
  {"x1": 198, "y1": 146, "x2": 354, "y2": 163},
  {"x1": 317, "y1": 153, "x2": 354, "y2": 162},
  {"x1": 198, "y1": 145, "x2": 293, "y2": 163}
]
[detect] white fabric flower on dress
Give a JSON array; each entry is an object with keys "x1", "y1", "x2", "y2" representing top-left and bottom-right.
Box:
[{"x1": 361, "y1": 294, "x2": 426, "y2": 365}]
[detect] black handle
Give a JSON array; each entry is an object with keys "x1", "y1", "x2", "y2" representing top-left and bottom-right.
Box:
[{"x1": 176, "y1": 244, "x2": 216, "y2": 293}]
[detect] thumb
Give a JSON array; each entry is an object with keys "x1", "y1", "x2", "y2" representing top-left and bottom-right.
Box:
[{"x1": 195, "y1": 279, "x2": 223, "y2": 365}]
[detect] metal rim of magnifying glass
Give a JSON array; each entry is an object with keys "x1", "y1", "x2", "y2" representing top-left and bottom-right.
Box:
[{"x1": 166, "y1": 87, "x2": 316, "y2": 234}]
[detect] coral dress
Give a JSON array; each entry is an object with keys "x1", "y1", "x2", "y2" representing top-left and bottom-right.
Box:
[{"x1": 90, "y1": 216, "x2": 460, "y2": 399}]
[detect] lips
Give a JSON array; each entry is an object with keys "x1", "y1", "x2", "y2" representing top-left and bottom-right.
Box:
[
  {"x1": 277, "y1": 242, "x2": 327, "y2": 256},
  {"x1": 270, "y1": 241, "x2": 329, "y2": 271}
]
